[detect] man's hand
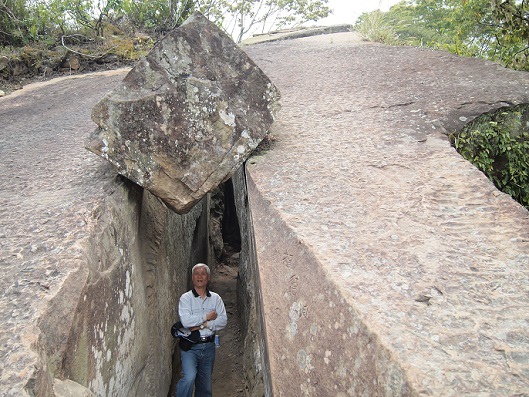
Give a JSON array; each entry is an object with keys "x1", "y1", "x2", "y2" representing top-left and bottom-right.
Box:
[
  {"x1": 189, "y1": 311, "x2": 217, "y2": 331},
  {"x1": 206, "y1": 310, "x2": 217, "y2": 321}
]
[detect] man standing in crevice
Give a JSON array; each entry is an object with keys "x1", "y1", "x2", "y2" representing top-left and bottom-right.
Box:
[{"x1": 175, "y1": 263, "x2": 228, "y2": 397}]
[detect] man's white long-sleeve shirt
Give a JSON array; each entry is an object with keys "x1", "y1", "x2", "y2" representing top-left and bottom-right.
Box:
[{"x1": 178, "y1": 288, "x2": 227, "y2": 337}]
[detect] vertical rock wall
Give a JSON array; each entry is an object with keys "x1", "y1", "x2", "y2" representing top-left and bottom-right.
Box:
[
  {"x1": 243, "y1": 32, "x2": 529, "y2": 396},
  {"x1": 34, "y1": 178, "x2": 208, "y2": 396},
  {"x1": 245, "y1": 174, "x2": 416, "y2": 396},
  {"x1": 0, "y1": 68, "x2": 224, "y2": 397},
  {"x1": 232, "y1": 166, "x2": 271, "y2": 397}
]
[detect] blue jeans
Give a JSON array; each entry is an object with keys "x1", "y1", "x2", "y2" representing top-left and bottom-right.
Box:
[{"x1": 175, "y1": 342, "x2": 216, "y2": 397}]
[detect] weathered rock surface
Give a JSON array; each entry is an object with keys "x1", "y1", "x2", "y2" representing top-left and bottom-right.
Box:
[
  {"x1": 3, "y1": 28, "x2": 529, "y2": 397},
  {"x1": 87, "y1": 12, "x2": 280, "y2": 214},
  {"x1": 0, "y1": 55, "x2": 8, "y2": 72},
  {"x1": 0, "y1": 69, "x2": 211, "y2": 397},
  {"x1": 53, "y1": 378, "x2": 95, "y2": 397},
  {"x1": 232, "y1": 166, "x2": 270, "y2": 397},
  {"x1": 243, "y1": 32, "x2": 529, "y2": 396}
]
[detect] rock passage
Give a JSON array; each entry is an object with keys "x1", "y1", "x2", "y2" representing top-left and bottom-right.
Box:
[{"x1": 1, "y1": 29, "x2": 529, "y2": 397}]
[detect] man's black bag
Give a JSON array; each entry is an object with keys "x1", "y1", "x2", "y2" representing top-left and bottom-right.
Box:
[{"x1": 171, "y1": 321, "x2": 200, "y2": 351}]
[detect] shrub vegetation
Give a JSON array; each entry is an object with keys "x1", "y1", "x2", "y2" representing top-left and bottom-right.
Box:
[
  {"x1": 450, "y1": 107, "x2": 529, "y2": 209},
  {"x1": 0, "y1": 0, "x2": 330, "y2": 91}
]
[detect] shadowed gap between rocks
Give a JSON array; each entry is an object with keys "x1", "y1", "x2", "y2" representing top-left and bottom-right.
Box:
[
  {"x1": 168, "y1": 178, "x2": 247, "y2": 397},
  {"x1": 78, "y1": 14, "x2": 278, "y2": 395}
]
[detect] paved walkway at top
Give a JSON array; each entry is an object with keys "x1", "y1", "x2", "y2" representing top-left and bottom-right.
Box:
[{"x1": 243, "y1": 33, "x2": 529, "y2": 396}]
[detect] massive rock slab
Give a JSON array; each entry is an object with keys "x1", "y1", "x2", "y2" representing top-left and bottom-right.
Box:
[
  {"x1": 86, "y1": 12, "x2": 280, "y2": 214},
  {"x1": 243, "y1": 33, "x2": 529, "y2": 396},
  {"x1": 0, "y1": 69, "x2": 212, "y2": 397}
]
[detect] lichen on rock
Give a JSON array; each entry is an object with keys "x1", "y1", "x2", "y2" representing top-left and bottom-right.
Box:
[{"x1": 86, "y1": 12, "x2": 280, "y2": 214}]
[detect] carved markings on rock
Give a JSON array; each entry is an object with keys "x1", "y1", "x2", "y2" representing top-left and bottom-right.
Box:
[{"x1": 86, "y1": 12, "x2": 280, "y2": 213}]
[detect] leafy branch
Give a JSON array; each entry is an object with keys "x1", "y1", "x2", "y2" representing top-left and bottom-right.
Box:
[{"x1": 450, "y1": 105, "x2": 529, "y2": 209}]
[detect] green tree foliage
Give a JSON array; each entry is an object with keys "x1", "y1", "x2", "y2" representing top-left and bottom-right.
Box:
[
  {"x1": 121, "y1": 0, "x2": 195, "y2": 33},
  {"x1": 0, "y1": 0, "x2": 330, "y2": 46},
  {"x1": 216, "y1": 0, "x2": 330, "y2": 43},
  {"x1": 1, "y1": 0, "x2": 122, "y2": 44},
  {"x1": 354, "y1": 9, "x2": 399, "y2": 44},
  {"x1": 450, "y1": 107, "x2": 529, "y2": 209},
  {"x1": 362, "y1": 0, "x2": 497, "y2": 56},
  {"x1": 491, "y1": 0, "x2": 529, "y2": 69},
  {"x1": 57, "y1": 0, "x2": 123, "y2": 36},
  {"x1": 1, "y1": 0, "x2": 30, "y2": 45},
  {"x1": 356, "y1": 0, "x2": 529, "y2": 70}
]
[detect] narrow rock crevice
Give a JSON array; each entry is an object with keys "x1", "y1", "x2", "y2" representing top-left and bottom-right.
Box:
[{"x1": 168, "y1": 177, "x2": 249, "y2": 397}]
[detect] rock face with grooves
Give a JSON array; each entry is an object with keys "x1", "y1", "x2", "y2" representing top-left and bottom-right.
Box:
[
  {"x1": 243, "y1": 32, "x2": 529, "y2": 396},
  {"x1": 87, "y1": 12, "x2": 280, "y2": 214},
  {"x1": 0, "y1": 69, "x2": 214, "y2": 397}
]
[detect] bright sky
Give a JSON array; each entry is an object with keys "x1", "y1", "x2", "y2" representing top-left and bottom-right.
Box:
[{"x1": 316, "y1": 0, "x2": 402, "y2": 26}]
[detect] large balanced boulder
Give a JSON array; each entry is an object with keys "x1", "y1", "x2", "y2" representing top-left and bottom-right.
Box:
[{"x1": 86, "y1": 12, "x2": 280, "y2": 214}]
